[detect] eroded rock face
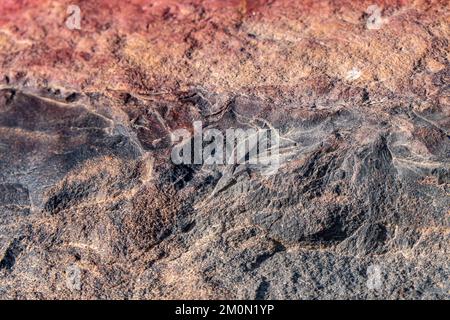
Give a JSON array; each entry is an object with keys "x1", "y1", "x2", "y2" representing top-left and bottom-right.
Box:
[{"x1": 0, "y1": 0, "x2": 449, "y2": 299}]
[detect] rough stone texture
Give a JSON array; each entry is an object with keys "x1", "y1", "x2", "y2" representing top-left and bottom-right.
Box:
[{"x1": 0, "y1": 0, "x2": 449, "y2": 299}]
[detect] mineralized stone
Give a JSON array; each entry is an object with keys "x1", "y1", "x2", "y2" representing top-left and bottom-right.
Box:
[{"x1": 0, "y1": 0, "x2": 448, "y2": 299}]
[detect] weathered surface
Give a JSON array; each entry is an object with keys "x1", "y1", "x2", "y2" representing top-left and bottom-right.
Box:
[{"x1": 0, "y1": 0, "x2": 449, "y2": 299}]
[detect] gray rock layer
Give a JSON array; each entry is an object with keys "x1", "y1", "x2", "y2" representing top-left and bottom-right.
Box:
[{"x1": 0, "y1": 85, "x2": 448, "y2": 299}]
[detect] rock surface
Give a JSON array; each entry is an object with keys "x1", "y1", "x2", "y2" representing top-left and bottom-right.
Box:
[{"x1": 0, "y1": 0, "x2": 449, "y2": 299}]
